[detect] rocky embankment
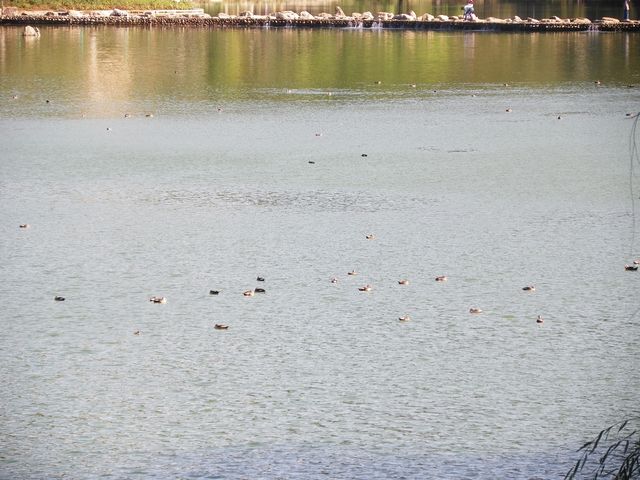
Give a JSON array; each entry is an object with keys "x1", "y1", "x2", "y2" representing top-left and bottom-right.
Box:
[{"x1": 3, "y1": 7, "x2": 640, "y2": 31}]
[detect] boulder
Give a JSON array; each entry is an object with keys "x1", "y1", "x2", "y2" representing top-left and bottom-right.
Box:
[
  {"x1": 486, "y1": 16, "x2": 506, "y2": 23},
  {"x1": 238, "y1": 10, "x2": 253, "y2": 17},
  {"x1": 317, "y1": 12, "x2": 333, "y2": 19},
  {"x1": 436, "y1": 14, "x2": 449, "y2": 21},
  {"x1": 2, "y1": 7, "x2": 19, "y2": 15},
  {"x1": 601, "y1": 16, "x2": 620, "y2": 23},
  {"x1": 276, "y1": 10, "x2": 298, "y2": 20},
  {"x1": 393, "y1": 13, "x2": 415, "y2": 20},
  {"x1": 335, "y1": 6, "x2": 345, "y2": 16},
  {"x1": 377, "y1": 11, "x2": 394, "y2": 20},
  {"x1": 111, "y1": 8, "x2": 129, "y2": 16},
  {"x1": 527, "y1": 17, "x2": 540, "y2": 23},
  {"x1": 573, "y1": 17, "x2": 591, "y2": 24},
  {"x1": 513, "y1": 15, "x2": 523, "y2": 22},
  {"x1": 299, "y1": 10, "x2": 315, "y2": 19},
  {"x1": 68, "y1": 10, "x2": 84, "y2": 17},
  {"x1": 23, "y1": 25, "x2": 40, "y2": 36},
  {"x1": 217, "y1": 12, "x2": 231, "y2": 18},
  {"x1": 362, "y1": 11, "x2": 374, "y2": 20},
  {"x1": 421, "y1": 13, "x2": 435, "y2": 21}
]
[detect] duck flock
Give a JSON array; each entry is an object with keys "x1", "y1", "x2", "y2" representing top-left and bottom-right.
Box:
[{"x1": 20, "y1": 223, "x2": 638, "y2": 332}]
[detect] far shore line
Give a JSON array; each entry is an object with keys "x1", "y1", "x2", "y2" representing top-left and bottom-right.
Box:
[{"x1": 2, "y1": 7, "x2": 640, "y2": 31}]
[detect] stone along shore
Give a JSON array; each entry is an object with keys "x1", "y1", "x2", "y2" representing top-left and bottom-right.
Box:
[{"x1": 2, "y1": 7, "x2": 640, "y2": 31}]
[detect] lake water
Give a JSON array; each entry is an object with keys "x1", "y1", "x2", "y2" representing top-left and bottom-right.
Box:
[{"x1": 1, "y1": 25, "x2": 640, "y2": 479}]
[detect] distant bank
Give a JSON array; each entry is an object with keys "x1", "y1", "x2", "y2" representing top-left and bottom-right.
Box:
[{"x1": 2, "y1": 7, "x2": 639, "y2": 31}]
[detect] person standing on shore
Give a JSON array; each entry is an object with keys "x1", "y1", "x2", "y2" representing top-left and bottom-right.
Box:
[{"x1": 624, "y1": 0, "x2": 630, "y2": 20}]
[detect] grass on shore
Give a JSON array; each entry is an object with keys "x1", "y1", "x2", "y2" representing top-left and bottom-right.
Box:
[{"x1": 2, "y1": 0, "x2": 196, "y2": 11}]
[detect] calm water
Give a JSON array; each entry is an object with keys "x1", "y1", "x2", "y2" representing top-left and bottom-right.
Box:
[{"x1": 1, "y1": 25, "x2": 640, "y2": 479}]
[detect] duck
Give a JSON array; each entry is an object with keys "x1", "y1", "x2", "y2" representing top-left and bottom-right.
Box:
[
  {"x1": 19, "y1": 224, "x2": 30, "y2": 229},
  {"x1": 399, "y1": 315, "x2": 411, "y2": 322},
  {"x1": 435, "y1": 276, "x2": 447, "y2": 282},
  {"x1": 256, "y1": 276, "x2": 265, "y2": 282},
  {"x1": 347, "y1": 270, "x2": 358, "y2": 276},
  {"x1": 522, "y1": 285, "x2": 535, "y2": 291},
  {"x1": 243, "y1": 290, "x2": 255, "y2": 297},
  {"x1": 469, "y1": 307, "x2": 483, "y2": 314},
  {"x1": 133, "y1": 330, "x2": 140, "y2": 335},
  {"x1": 214, "y1": 324, "x2": 229, "y2": 330},
  {"x1": 254, "y1": 288, "x2": 266, "y2": 294},
  {"x1": 536, "y1": 315, "x2": 544, "y2": 324},
  {"x1": 358, "y1": 285, "x2": 372, "y2": 292},
  {"x1": 625, "y1": 265, "x2": 638, "y2": 271},
  {"x1": 54, "y1": 296, "x2": 65, "y2": 302},
  {"x1": 365, "y1": 234, "x2": 375, "y2": 240},
  {"x1": 398, "y1": 279, "x2": 409, "y2": 285},
  {"x1": 330, "y1": 277, "x2": 338, "y2": 284},
  {"x1": 149, "y1": 296, "x2": 167, "y2": 304},
  {"x1": 209, "y1": 290, "x2": 220, "y2": 295},
  {"x1": 634, "y1": 260, "x2": 640, "y2": 265}
]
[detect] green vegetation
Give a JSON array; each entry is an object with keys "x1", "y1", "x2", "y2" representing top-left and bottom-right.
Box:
[
  {"x1": 2, "y1": 0, "x2": 195, "y2": 11},
  {"x1": 566, "y1": 418, "x2": 640, "y2": 480}
]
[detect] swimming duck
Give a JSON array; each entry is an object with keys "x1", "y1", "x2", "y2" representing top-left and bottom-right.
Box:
[
  {"x1": 469, "y1": 307, "x2": 482, "y2": 314},
  {"x1": 399, "y1": 315, "x2": 410, "y2": 322},
  {"x1": 435, "y1": 276, "x2": 448, "y2": 282},
  {"x1": 256, "y1": 277, "x2": 265, "y2": 282},
  {"x1": 254, "y1": 288, "x2": 266, "y2": 294},
  {"x1": 625, "y1": 265, "x2": 638, "y2": 271},
  {"x1": 358, "y1": 285, "x2": 372, "y2": 292},
  {"x1": 19, "y1": 224, "x2": 30, "y2": 229},
  {"x1": 54, "y1": 296, "x2": 65, "y2": 302},
  {"x1": 330, "y1": 277, "x2": 338, "y2": 284},
  {"x1": 522, "y1": 285, "x2": 535, "y2": 291},
  {"x1": 133, "y1": 330, "x2": 140, "y2": 335},
  {"x1": 348, "y1": 270, "x2": 358, "y2": 276},
  {"x1": 365, "y1": 234, "x2": 375, "y2": 240},
  {"x1": 214, "y1": 324, "x2": 229, "y2": 330},
  {"x1": 536, "y1": 315, "x2": 544, "y2": 324},
  {"x1": 398, "y1": 279, "x2": 409, "y2": 285},
  {"x1": 149, "y1": 296, "x2": 166, "y2": 304},
  {"x1": 209, "y1": 290, "x2": 220, "y2": 295},
  {"x1": 243, "y1": 290, "x2": 255, "y2": 297}
]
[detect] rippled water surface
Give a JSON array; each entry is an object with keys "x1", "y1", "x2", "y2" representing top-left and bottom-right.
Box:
[{"x1": 1, "y1": 26, "x2": 639, "y2": 479}]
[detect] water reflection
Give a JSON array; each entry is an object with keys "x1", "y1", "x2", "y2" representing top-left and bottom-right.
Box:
[{"x1": 0, "y1": 26, "x2": 638, "y2": 118}]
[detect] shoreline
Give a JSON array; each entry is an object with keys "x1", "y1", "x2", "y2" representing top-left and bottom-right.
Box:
[{"x1": 2, "y1": 8, "x2": 640, "y2": 31}]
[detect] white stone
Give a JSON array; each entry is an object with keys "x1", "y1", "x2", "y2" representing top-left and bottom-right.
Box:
[{"x1": 23, "y1": 25, "x2": 40, "y2": 36}]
